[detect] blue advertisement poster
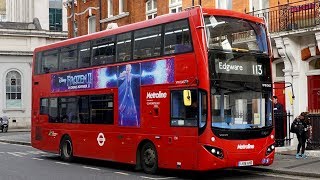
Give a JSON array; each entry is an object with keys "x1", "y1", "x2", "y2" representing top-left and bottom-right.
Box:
[
  {"x1": 141, "y1": 58, "x2": 174, "y2": 85},
  {"x1": 51, "y1": 70, "x2": 93, "y2": 92},
  {"x1": 94, "y1": 66, "x2": 118, "y2": 88},
  {"x1": 51, "y1": 58, "x2": 175, "y2": 127},
  {"x1": 118, "y1": 64, "x2": 141, "y2": 127}
]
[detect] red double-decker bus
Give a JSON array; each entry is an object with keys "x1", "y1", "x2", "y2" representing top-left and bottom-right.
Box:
[{"x1": 32, "y1": 7, "x2": 275, "y2": 174}]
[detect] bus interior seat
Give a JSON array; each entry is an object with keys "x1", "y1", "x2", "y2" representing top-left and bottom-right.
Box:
[{"x1": 174, "y1": 44, "x2": 192, "y2": 53}]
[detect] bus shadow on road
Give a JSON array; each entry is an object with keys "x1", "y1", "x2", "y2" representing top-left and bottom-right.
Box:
[{"x1": 41, "y1": 155, "x2": 255, "y2": 179}]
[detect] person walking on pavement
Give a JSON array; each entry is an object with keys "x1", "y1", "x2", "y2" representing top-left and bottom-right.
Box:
[
  {"x1": 273, "y1": 96, "x2": 285, "y2": 147},
  {"x1": 292, "y1": 112, "x2": 311, "y2": 159}
]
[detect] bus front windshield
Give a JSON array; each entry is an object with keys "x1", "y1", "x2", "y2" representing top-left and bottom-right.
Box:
[
  {"x1": 209, "y1": 51, "x2": 272, "y2": 130},
  {"x1": 209, "y1": 50, "x2": 272, "y2": 129},
  {"x1": 204, "y1": 16, "x2": 268, "y2": 54},
  {"x1": 205, "y1": 15, "x2": 272, "y2": 130}
]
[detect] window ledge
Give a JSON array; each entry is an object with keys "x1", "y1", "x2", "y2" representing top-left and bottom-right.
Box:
[
  {"x1": 169, "y1": 3, "x2": 182, "y2": 8},
  {"x1": 306, "y1": 69, "x2": 320, "y2": 76},
  {"x1": 100, "y1": 12, "x2": 129, "y2": 23},
  {"x1": 3, "y1": 108, "x2": 25, "y2": 113}
]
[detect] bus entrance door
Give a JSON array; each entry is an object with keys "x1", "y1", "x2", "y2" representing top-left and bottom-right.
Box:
[{"x1": 164, "y1": 89, "x2": 198, "y2": 169}]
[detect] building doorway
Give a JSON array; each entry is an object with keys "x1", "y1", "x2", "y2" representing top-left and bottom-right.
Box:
[
  {"x1": 308, "y1": 75, "x2": 320, "y2": 112},
  {"x1": 274, "y1": 82, "x2": 287, "y2": 146}
]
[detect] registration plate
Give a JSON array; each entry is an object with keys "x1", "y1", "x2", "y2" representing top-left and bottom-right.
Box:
[{"x1": 238, "y1": 160, "x2": 253, "y2": 166}]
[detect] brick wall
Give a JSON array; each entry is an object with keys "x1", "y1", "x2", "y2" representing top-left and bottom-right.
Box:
[
  {"x1": 67, "y1": 0, "x2": 277, "y2": 37},
  {"x1": 233, "y1": 0, "x2": 249, "y2": 13}
]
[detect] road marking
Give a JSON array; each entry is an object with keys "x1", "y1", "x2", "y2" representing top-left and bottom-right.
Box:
[
  {"x1": 82, "y1": 166, "x2": 100, "y2": 171},
  {"x1": 140, "y1": 176, "x2": 175, "y2": 180},
  {"x1": 55, "y1": 162, "x2": 70, "y2": 165},
  {"x1": 238, "y1": 169, "x2": 317, "y2": 180},
  {"x1": 14, "y1": 152, "x2": 28, "y2": 155},
  {"x1": 0, "y1": 142, "x2": 8, "y2": 145},
  {"x1": 7, "y1": 152, "x2": 23, "y2": 157},
  {"x1": 256, "y1": 172, "x2": 315, "y2": 180},
  {"x1": 32, "y1": 158, "x2": 44, "y2": 161},
  {"x1": 12, "y1": 144, "x2": 29, "y2": 147},
  {"x1": 28, "y1": 151, "x2": 47, "y2": 155},
  {"x1": 114, "y1": 172, "x2": 129, "y2": 175}
]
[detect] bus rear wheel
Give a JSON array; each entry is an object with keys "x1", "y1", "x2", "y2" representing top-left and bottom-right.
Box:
[
  {"x1": 60, "y1": 136, "x2": 73, "y2": 162},
  {"x1": 141, "y1": 142, "x2": 158, "y2": 174}
]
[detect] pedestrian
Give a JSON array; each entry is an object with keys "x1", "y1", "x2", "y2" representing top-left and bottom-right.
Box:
[
  {"x1": 273, "y1": 96, "x2": 285, "y2": 147},
  {"x1": 292, "y1": 112, "x2": 311, "y2": 159}
]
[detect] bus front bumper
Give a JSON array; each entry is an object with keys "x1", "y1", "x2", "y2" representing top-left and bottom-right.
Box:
[{"x1": 197, "y1": 145, "x2": 274, "y2": 171}]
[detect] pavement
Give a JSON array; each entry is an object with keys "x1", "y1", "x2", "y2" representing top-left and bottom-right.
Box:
[
  {"x1": 248, "y1": 149, "x2": 320, "y2": 178},
  {"x1": 0, "y1": 128, "x2": 31, "y2": 146},
  {"x1": 0, "y1": 129, "x2": 320, "y2": 178}
]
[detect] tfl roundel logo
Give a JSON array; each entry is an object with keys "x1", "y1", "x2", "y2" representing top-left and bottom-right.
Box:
[{"x1": 97, "y1": 133, "x2": 106, "y2": 146}]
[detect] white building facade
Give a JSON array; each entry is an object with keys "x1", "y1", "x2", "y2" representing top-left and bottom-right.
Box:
[
  {"x1": 0, "y1": 0, "x2": 67, "y2": 128},
  {"x1": 252, "y1": 1, "x2": 320, "y2": 147}
]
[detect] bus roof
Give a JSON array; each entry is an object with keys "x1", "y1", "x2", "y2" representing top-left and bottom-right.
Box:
[
  {"x1": 202, "y1": 8, "x2": 265, "y2": 24},
  {"x1": 34, "y1": 7, "x2": 265, "y2": 53}
]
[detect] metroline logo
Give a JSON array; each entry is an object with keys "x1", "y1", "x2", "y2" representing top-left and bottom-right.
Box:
[
  {"x1": 237, "y1": 144, "x2": 255, "y2": 150},
  {"x1": 146, "y1": 91, "x2": 167, "y2": 99}
]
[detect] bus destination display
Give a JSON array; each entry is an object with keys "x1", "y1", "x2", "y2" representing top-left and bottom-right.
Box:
[{"x1": 215, "y1": 60, "x2": 264, "y2": 76}]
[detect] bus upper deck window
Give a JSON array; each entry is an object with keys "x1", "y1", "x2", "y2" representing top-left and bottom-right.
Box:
[
  {"x1": 42, "y1": 50, "x2": 59, "y2": 73},
  {"x1": 164, "y1": 19, "x2": 192, "y2": 55}
]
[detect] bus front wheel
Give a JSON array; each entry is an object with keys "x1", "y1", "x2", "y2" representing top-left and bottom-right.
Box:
[
  {"x1": 60, "y1": 136, "x2": 74, "y2": 162},
  {"x1": 141, "y1": 142, "x2": 158, "y2": 174}
]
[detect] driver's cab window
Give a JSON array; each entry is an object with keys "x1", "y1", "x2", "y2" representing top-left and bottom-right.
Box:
[
  {"x1": 170, "y1": 90, "x2": 207, "y2": 127},
  {"x1": 171, "y1": 90, "x2": 198, "y2": 127}
]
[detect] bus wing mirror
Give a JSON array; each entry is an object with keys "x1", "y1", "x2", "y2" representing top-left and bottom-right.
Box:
[{"x1": 183, "y1": 90, "x2": 192, "y2": 106}]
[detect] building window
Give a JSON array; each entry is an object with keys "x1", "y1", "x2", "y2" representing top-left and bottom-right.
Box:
[
  {"x1": 0, "y1": 0, "x2": 6, "y2": 22},
  {"x1": 309, "y1": 59, "x2": 320, "y2": 70},
  {"x1": 169, "y1": 0, "x2": 182, "y2": 13},
  {"x1": 119, "y1": 0, "x2": 127, "y2": 14},
  {"x1": 88, "y1": 16, "x2": 96, "y2": 34},
  {"x1": 146, "y1": 0, "x2": 157, "y2": 20},
  {"x1": 249, "y1": 0, "x2": 269, "y2": 12},
  {"x1": 6, "y1": 71, "x2": 22, "y2": 108},
  {"x1": 49, "y1": 0, "x2": 62, "y2": 31},
  {"x1": 108, "y1": 0, "x2": 113, "y2": 17},
  {"x1": 276, "y1": 62, "x2": 284, "y2": 77},
  {"x1": 215, "y1": 0, "x2": 232, "y2": 10}
]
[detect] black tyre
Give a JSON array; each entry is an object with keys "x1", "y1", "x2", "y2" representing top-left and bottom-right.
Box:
[
  {"x1": 60, "y1": 136, "x2": 73, "y2": 162},
  {"x1": 141, "y1": 142, "x2": 158, "y2": 174},
  {"x1": 3, "y1": 127, "x2": 8, "y2": 133}
]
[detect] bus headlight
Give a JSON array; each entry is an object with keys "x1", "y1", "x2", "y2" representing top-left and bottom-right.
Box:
[
  {"x1": 266, "y1": 143, "x2": 275, "y2": 156},
  {"x1": 204, "y1": 145, "x2": 224, "y2": 159}
]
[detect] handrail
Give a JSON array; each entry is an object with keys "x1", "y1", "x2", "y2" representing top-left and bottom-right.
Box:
[
  {"x1": 247, "y1": 0, "x2": 316, "y2": 14},
  {"x1": 247, "y1": 0, "x2": 320, "y2": 33}
]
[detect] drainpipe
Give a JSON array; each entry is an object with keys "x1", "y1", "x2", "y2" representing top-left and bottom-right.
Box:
[
  {"x1": 71, "y1": 0, "x2": 76, "y2": 37},
  {"x1": 99, "y1": 0, "x2": 102, "y2": 31}
]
